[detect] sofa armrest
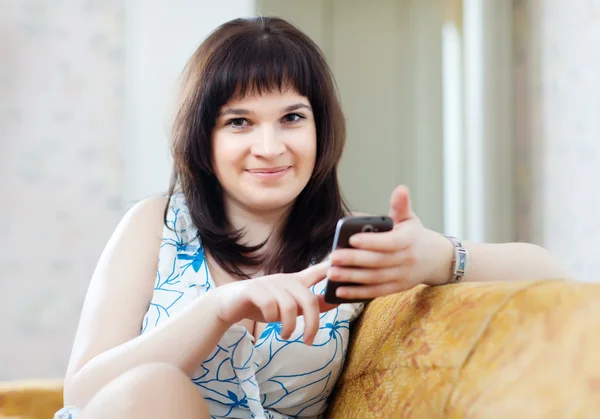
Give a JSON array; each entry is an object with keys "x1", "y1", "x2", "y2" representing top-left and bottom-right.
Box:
[
  {"x1": 326, "y1": 280, "x2": 600, "y2": 419},
  {"x1": 0, "y1": 379, "x2": 64, "y2": 419}
]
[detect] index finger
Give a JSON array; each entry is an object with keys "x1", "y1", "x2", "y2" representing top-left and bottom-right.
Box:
[
  {"x1": 298, "y1": 260, "x2": 330, "y2": 287},
  {"x1": 349, "y1": 228, "x2": 412, "y2": 252}
]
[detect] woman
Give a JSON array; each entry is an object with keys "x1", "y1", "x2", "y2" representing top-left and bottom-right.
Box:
[{"x1": 56, "y1": 16, "x2": 565, "y2": 419}]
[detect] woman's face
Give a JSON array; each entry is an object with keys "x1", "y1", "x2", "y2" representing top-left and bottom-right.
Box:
[{"x1": 212, "y1": 88, "x2": 317, "y2": 214}]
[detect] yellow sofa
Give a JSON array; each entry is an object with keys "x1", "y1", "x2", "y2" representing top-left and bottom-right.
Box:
[{"x1": 2, "y1": 279, "x2": 600, "y2": 418}]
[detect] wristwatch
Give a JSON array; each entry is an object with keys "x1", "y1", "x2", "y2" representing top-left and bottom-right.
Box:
[{"x1": 445, "y1": 236, "x2": 469, "y2": 283}]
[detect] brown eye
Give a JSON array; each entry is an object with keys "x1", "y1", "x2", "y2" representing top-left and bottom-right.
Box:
[
  {"x1": 282, "y1": 113, "x2": 305, "y2": 123},
  {"x1": 227, "y1": 118, "x2": 249, "y2": 128}
]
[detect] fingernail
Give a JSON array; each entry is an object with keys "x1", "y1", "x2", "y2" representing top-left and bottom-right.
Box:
[{"x1": 349, "y1": 236, "x2": 360, "y2": 246}]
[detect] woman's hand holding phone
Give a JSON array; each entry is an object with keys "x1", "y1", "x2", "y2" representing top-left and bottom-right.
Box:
[{"x1": 325, "y1": 185, "x2": 443, "y2": 304}]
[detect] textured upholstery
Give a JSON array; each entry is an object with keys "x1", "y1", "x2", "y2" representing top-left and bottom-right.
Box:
[
  {"x1": 2, "y1": 280, "x2": 599, "y2": 418},
  {"x1": 0, "y1": 379, "x2": 63, "y2": 419},
  {"x1": 326, "y1": 280, "x2": 600, "y2": 418}
]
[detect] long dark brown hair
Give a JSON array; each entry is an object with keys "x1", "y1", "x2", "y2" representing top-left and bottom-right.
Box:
[{"x1": 167, "y1": 16, "x2": 349, "y2": 278}]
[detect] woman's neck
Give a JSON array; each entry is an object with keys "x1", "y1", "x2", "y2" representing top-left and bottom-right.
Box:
[{"x1": 224, "y1": 198, "x2": 292, "y2": 253}]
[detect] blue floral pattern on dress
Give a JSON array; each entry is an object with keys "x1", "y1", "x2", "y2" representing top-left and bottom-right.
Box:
[{"x1": 55, "y1": 193, "x2": 364, "y2": 419}]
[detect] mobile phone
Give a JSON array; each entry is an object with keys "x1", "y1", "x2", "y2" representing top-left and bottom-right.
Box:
[{"x1": 324, "y1": 215, "x2": 394, "y2": 304}]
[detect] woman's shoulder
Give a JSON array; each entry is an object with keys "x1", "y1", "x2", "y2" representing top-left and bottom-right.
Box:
[
  {"x1": 119, "y1": 195, "x2": 169, "y2": 240},
  {"x1": 124, "y1": 193, "x2": 187, "y2": 229},
  {"x1": 130, "y1": 194, "x2": 170, "y2": 213},
  {"x1": 116, "y1": 193, "x2": 197, "y2": 245}
]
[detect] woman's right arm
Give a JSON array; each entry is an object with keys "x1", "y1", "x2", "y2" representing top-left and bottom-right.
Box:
[{"x1": 63, "y1": 196, "x2": 230, "y2": 408}]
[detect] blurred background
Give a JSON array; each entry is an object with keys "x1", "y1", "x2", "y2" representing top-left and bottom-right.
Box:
[{"x1": 1, "y1": 0, "x2": 599, "y2": 380}]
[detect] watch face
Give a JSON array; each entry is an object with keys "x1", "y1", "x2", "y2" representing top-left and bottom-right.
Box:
[{"x1": 456, "y1": 248, "x2": 468, "y2": 274}]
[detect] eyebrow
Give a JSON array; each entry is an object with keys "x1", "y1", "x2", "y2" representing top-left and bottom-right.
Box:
[
  {"x1": 218, "y1": 102, "x2": 312, "y2": 117},
  {"x1": 283, "y1": 103, "x2": 312, "y2": 112}
]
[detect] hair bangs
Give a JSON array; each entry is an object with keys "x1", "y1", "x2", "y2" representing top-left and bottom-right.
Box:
[{"x1": 212, "y1": 34, "x2": 315, "y2": 106}]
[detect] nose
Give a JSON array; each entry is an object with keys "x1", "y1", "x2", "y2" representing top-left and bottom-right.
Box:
[{"x1": 251, "y1": 126, "x2": 286, "y2": 158}]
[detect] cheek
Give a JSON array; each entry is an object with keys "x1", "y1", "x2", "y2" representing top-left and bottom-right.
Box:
[
  {"x1": 291, "y1": 128, "x2": 317, "y2": 170},
  {"x1": 305, "y1": 136, "x2": 318, "y2": 172},
  {"x1": 212, "y1": 135, "x2": 245, "y2": 174}
]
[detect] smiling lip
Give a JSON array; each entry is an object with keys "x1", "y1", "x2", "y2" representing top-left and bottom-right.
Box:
[{"x1": 246, "y1": 166, "x2": 291, "y2": 179}]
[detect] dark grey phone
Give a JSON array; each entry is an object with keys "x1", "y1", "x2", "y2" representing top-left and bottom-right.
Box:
[{"x1": 324, "y1": 215, "x2": 394, "y2": 304}]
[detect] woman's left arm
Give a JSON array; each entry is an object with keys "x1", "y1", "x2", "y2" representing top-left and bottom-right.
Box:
[{"x1": 421, "y1": 228, "x2": 568, "y2": 286}]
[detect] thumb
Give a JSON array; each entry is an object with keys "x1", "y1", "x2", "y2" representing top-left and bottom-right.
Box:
[
  {"x1": 298, "y1": 260, "x2": 330, "y2": 287},
  {"x1": 389, "y1": 185, "x2": 413, "y2": 225}
]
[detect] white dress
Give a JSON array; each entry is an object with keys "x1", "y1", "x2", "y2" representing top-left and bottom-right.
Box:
[{"x1": 55, "y1": 193, "x2": 364, "y2": 418}]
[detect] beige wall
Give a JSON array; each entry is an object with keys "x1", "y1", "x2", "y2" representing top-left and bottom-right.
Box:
[
  {"x1": 515, "y1": 0, "x2": 600, "y2": 282},
  {"x1": 0, "y1": 1, "x2": 125, "y2": 379}
]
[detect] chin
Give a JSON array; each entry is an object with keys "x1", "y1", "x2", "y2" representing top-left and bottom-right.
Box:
[{"x1": 242, "y1": 187, "x2": 303, "y2": 213}]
